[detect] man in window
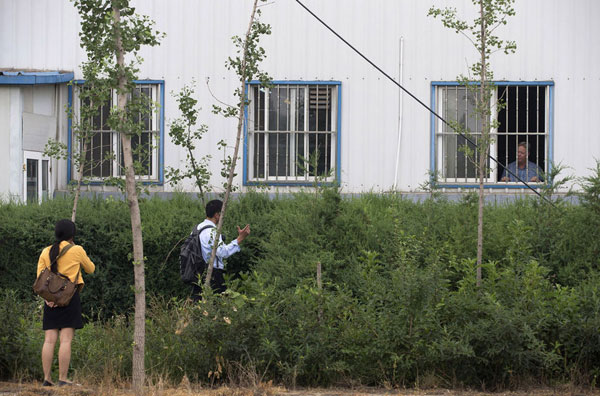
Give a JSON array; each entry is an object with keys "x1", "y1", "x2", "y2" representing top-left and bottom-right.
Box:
[{"x1": 501, "y1": 142, "x2": 543, "y2": 182}]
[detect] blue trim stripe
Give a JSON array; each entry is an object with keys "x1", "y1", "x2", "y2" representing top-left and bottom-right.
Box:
[
  {"x1": 0, "y1": 71, "x2": 74, "y2": 85},
  {"x1": 244, "y1": 181, "x2": 336, "y2": 187},
  {"x1": 548, "y1": 85, "x2": 554, "y2": 176},
  {"x1": 159, "y1": 81, "x2": 165, "y2": 184},
  {"x1": 431, "y1": 80, "x2": 554, "y2": 87},
  {"x1": 243, "y1": 80, "x2": 343, "y2": 187},
  {"x1": 247, "y1": 80, "x2": 341, "y2": 85},
  {"x1": 67, "y1": 84, "x2": 73, "y2": 182},
  {"x1": 430, "y1": 84, "x2": 436, "y2": 182},
  {"x1": 336, "y1": 83, "x2": 342, "y2": 184},
  {"x1": 243, "y1": 83, "x2": 249, "y2": 184}
]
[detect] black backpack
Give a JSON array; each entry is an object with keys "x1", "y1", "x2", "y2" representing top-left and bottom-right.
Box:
[{"x1": 180, "y1": 224, "x2": 214, "y2": 284}]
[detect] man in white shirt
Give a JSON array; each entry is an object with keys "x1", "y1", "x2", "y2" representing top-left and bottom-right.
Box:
[{"x1": 192, "y1": 199, "x2": 250, "y2": 297}]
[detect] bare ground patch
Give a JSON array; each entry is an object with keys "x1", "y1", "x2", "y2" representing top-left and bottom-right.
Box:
[{"x1": 0, "y1": 382, "x2": 598, "y2": 396}]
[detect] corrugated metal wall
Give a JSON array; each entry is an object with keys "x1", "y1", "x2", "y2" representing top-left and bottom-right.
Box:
[{"x1": 1, "y1": 0, "x2": 599, "y2": 193}]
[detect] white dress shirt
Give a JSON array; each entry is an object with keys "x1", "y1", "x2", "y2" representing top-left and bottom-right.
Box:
[{"x1": 197, "y1": 219, "x2": 240, "y2": 270}]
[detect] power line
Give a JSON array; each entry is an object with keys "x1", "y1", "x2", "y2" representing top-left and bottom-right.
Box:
[{"x1": 294, "y1": 0, "x2": 553, "y2": 205}]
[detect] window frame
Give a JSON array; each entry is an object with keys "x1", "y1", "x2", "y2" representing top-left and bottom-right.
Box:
[
  {"x1": 23, "y1": 150, "x2": 52, "y2": 204},
  {"x1": 430, "y1": 81, "x2": 554, "y2": 188},
  {"x1": 67, "y1": 80, "x2": 165, "y2": 185},
  {"x1": 243, "y1": 80, "x2": 342, "y2": 186}
]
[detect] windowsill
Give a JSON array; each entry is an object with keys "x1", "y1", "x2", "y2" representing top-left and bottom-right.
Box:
[
  {"x1": 245, "y1": 180, "x2": 338, "y2": 187},
  {"x1": 70, "y1": 179, "x2": 164, "y2": 186},
  {"x1": 437, "y1": 182, "x2": 546, "y2": 189}
]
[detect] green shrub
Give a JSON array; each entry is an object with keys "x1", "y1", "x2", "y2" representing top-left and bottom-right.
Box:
[
  {"x1": 0, "y1": 290, "x2": 43, "y2": 380},
  {"x1": 2, "y1": 189, "x2": 600, "y2": 388}
]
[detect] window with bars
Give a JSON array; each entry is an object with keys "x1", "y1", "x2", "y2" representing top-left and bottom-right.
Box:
[
  {"x1": 246, "y1": 82, "x2": 339, "y2": 184},
  {"x1": 73, "y1": 83, "x2": 161, "y2": 181},
  {"x1": 433, "y1": 83, "x2": 551, "y2": 184}
]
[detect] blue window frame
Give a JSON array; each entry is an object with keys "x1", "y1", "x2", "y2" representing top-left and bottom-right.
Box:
[
  {"x1": 244, "y1": 81, "x2": 341, "y2": 186},
  {"x1": 68, "y1": 80, "x2": 165, "y2": 185},
  {"x1": 430, "y1": 81, "x2": 554, "y2": 187}
]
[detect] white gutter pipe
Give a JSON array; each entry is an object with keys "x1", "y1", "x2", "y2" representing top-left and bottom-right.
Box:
[{"x1": 393, "y1": 37, "x2": 404, "y2": 191}]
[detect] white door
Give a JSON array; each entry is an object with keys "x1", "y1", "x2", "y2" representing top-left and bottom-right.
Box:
[{"x1": 23, "y1": 151, "x2": 52, "y2": 204}]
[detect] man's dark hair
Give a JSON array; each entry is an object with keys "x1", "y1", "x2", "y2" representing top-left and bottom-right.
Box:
[{"x1": 206, "y1": 199, "x2": 223, "y2": 218}]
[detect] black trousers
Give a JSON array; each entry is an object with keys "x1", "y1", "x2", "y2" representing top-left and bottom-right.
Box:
[{"x1": 190, "y1": 268, "x2": 226, "y2": 301}]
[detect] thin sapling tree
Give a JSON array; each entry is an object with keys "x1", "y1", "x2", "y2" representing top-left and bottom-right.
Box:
[
  {"x1": 72, "y1": 0, "x2": 163, "y2": 392},
  {"x1": 166, "y1": 82, "x2": 212, "y2": 205},
  {"x1": 205, "y1": 0, "x2": 271, "y2": 289},
  {"x1": 429, "y1": 0, "x2": 516, "y2": 286}
]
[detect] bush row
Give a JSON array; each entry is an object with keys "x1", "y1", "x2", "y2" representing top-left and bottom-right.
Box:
[
  {"x1": 2, "y1": 265, "x2": 599, "y2": 388},
  {"x1": 1, "y1": 183, "x2": 600, "y2": 387}
]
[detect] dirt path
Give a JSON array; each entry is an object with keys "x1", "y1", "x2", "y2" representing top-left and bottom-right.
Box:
[{"x1": 0, "y1": 382, "x2": 598, "y2": 396}]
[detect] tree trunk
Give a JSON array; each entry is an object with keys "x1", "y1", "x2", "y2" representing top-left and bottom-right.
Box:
[
  {"x1": 187, "y1": 139, "x2": 206, "y2": 206},
  {"x1": 476, "y1": 0, "x2": 488, "y2": 288},
  {"x1": 205, "y1": 0, "x2": 260, "y2": 288},
  {"x1": 113, "y1": 5, "x2": 146, "y2": 394}
]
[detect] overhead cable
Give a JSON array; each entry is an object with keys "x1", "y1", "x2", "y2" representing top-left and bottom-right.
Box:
[{"x1": 294, "y1": 0, "x2": 553, "y2": 205}]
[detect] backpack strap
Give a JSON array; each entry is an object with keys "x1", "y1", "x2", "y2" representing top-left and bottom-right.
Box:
[
  {"x1": 198, "y1": 224, "x2": 215, "y2": 235},
  {"x1": 196, "y1": 224, "x2": 216, "y2": 264}
]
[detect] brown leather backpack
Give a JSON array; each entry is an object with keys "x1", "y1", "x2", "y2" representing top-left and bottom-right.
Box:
[{"x1": 33, "y1": 244, "x2": 80, "y2": 307}]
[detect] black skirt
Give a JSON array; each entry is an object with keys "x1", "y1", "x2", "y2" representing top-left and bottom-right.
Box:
[{"x1": 42, "y1": 290, "x2": 83, "y2": 330}]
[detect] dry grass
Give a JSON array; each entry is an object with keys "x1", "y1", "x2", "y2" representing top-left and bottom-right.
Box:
[{"x1": 1, "y1": 382, "x2": 599, "y2": 396}]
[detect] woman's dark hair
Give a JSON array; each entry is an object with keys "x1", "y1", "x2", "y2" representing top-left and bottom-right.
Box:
[{"x1": 49, "y1": 219, "x2": 76, "y2": 272}]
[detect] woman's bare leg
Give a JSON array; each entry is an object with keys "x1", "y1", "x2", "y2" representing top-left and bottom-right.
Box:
[
  {"x1": 58, "y1": 328, "x2": 74, "y2": 382},
  {"x1": 42, "y1": 329, "x2": 58, "y2": 382}
]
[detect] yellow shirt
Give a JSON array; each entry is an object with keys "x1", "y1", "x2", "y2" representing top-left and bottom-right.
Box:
[{"x1": 37, "y1": 240, "x2": 95, "y2": 285}]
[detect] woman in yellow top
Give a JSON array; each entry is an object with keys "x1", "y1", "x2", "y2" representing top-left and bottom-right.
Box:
[{"x1": 36, "y1": 219, "x2": 95, "y2": 387}]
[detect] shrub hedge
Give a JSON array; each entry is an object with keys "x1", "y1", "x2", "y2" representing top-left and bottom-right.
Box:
[{"x1": 1, "y1": 187, "x2": 599, "y2": 388}]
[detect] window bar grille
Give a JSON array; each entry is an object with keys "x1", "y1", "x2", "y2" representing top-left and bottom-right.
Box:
[
  {"x1": 536, "y1": 86, "x2": 540, "y2": 168},
  {"x1": 515, "y1": 86, "x2": 519, "y2": 178},
  {"x1": 274, "y1": 104, "x2": 280, "y2": 181},
  {"x1": 304, "y1": 85, "x2": 309, "y2": 182},
  {"x1": 535, "y1": 87, "x2": 540, "y2": 176},
  {"x1": 285, "y1": 133, "x2": 291, "y2": 181},
  {"x1": 295, "y1": 131, "x2": 299, "y2": 178},
  {"x1": 535, "y1": 85, "x2": 549, "y2": 171},
  {"x1": 297, "y1": 86, "x2": 301, "y2": 178},
  {"x1": 505, "y1": 87, "x2": 509, "y2": 177},
  {"x1": 148, "y1": 87, "x2": 153, "y2": 178},
  {"x1": 442, "y1": 87, "x2": 447, "y2": 181},
  {"x1": 264, "y1": 89, "x2": 270, "y2": 181},
  {"x1": 464, "y1": 86, "x2": 469, "y2": 180},
  {"x1": 441, "y1": 88, "x2": 446, "y2": 180},
  {"x1": 325, "y1": 86, "x2": 329, "y2": 178},
  {"x1": 314, "y1": 85, "x2": 319, "y2": 178},
  {"x1": 474, "y1": 88, "x2": 478, "y2": 181},
  {"x1": 255, "y1": 133, "x2": 259, "y2": 179},
  {"x1": 100, "y1": 132, "x2": 105, "y2": 177},
  {"x1": 285, "y1": 85, "x2": 290, "y2": 181},
  {"x1": 259, "y1": 89, "x2": 271, "y2": 180},
  {"x1": 286, "y1": 85, "x2": 290, "y2": 181},
  {"x1": 526, "y1": 86, "x2": 530, "y2": 176},
  {"x1": 454, "y1": 86, "x2": 459, "y2": 182},
  {"x1": 259, "y1": 88, "x2": 263, "y2": 179},
  {"x1": 275, "y1": 88, "x2": 279, "y2": 182}
]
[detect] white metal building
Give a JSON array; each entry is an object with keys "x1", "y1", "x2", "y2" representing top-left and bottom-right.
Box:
[{"x1": 1, "y1": 0, "x2": 599, "y2": 202}]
